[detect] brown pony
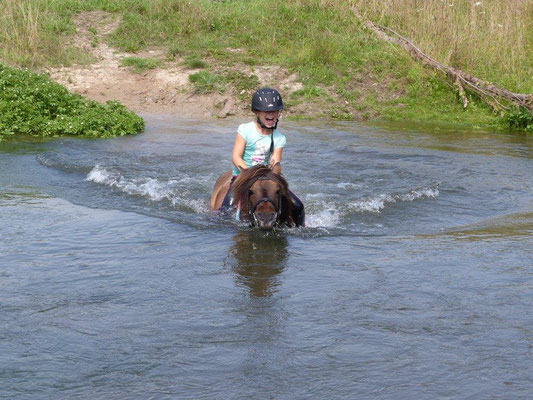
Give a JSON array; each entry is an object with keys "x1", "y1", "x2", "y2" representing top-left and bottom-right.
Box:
[{"x1": 210, "y1": 164, "x2": 304, "y2": 230}]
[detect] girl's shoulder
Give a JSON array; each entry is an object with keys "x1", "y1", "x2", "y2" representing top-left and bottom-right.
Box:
[
  {"x1": 237, "y1": 121, "x2": 259, "y2": 139},
  {"x1": 238, "y1": 121, "x2": 256, "y2": 131}
]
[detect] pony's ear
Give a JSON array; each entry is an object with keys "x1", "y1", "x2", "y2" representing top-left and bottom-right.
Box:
[{"x1": 271, "y1": 162, "x2": 282, "y2": 175}]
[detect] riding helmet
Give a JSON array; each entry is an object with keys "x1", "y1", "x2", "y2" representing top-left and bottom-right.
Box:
[{"x1": 251, "y1": 88, "x2": 284, "y2": 111}]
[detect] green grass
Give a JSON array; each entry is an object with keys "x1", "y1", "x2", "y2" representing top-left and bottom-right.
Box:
[
  {"x1": 223, "y1": 71, "x2": 259, "y2": 92},
  {"x1": 120, "y1": 56, "x2": 161, "y2": 73},
  {"x1": 183, "y1": 55, "x2": 208, "y2": 70},
  {"x1": 188, "y1": 70, "x2": 224, "y2": 94},
  {"x1": 0, "y1": 63, "x2": 144, "y2": 140},
  {"x1": 0, "y1": 0, "x2": 531, "y2": 131},
  {"x1": 292, "y1": 86, "x2": 326, "y2": 99}
]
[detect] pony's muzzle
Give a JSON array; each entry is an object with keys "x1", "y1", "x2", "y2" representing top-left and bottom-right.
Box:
[
  {"x1": 253, "y1": 201, "x2": 278, "y2": 230},
  {"x1": 255, "y1": 211, "x2": 278, "y2": 230}
]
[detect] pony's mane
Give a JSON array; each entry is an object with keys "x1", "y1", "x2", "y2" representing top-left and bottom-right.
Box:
[{"x1": 232, "y1": 165, "x2": 294, "y2": 223}]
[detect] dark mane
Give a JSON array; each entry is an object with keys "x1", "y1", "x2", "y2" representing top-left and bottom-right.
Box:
[{"x1": 232, "y1": 165, "x2": 294, "y2": 224}]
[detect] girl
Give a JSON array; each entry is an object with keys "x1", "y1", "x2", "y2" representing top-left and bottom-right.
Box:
[
  {"x1": 226, "y1": 87, "x2": 304, "y2": 225},
  {"x1": 232, "y1": 87, "x2": 285, "y2": 175}
]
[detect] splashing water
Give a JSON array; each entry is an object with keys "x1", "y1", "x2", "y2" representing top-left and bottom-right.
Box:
[{"x1": 86, "y1": 165, "x2": 208, "y2": 213}]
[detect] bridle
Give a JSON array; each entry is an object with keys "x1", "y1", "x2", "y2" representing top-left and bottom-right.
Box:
[{"x1": 247, "y1": 178, "x2": 283, "y2": 227}]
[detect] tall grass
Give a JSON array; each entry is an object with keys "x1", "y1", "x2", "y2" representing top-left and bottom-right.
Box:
[
  {"x1": 0, "y1": 0, "x2": 43, "y2": 66},
  {"x1": 2, "y1": 0, "x2": 530, "y2": 89},
  {"x1": 353, "y1": 0, "x2": 533, "y2": 91},
  {"x1": 0, "y1": 0, "x2": 96, "y2": 67}
]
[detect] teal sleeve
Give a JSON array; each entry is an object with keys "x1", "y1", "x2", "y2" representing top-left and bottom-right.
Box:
[
  {"x1": 237, "y1": 124, "x2": 248, "y2": 140},
  {"x1": 274, "y1": 133, "x2": 286, "y2": 148}
]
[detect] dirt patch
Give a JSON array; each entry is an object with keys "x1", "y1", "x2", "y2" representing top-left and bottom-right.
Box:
[
  {"x1": 47, "y1": 11, "x2": 399, "y2": 121},
  {"x1": 46, "y1": 11, "x2": 308, "y2": 118},
  {"x1": 48, "y1": 11, "x2": 208, "y2": 116}
]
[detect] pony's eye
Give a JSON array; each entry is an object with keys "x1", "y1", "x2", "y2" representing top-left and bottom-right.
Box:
[{"x1": 248, "y1": 190, "x2": 254, "y2": 196}]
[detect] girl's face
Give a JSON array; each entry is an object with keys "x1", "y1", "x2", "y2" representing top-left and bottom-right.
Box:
[{"x1": 254, "y1": 110, "x2": 281, "y2": 129}]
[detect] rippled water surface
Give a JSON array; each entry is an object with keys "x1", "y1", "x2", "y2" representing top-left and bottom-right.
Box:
[{"x1": 1, "y1": 116, "x2": 532, "y2": 399}]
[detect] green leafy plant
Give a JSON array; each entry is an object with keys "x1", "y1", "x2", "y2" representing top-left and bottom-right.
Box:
[
  {"x1": 167, "y1": 44, "x2": 183, "y2": 60},
  {"x1": 504, "y1": 107, "x2": 533, "y2": 132},
  {"x1": 0, "y1": 64, "x2": 144, "y2": 140}
]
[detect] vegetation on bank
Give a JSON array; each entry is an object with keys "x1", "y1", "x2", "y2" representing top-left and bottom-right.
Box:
[
  {"x1": 0, "y1": 0, "x2": 531, "y2": 132},
  {"x1": 0, "y1": 64, "x2": 144, "y2": 140}
]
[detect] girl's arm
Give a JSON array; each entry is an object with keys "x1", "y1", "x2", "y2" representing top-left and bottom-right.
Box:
[
  {"x1": 232, "y1": 133, "x2": 248, "y2": 172},
  {"x1": 270, "y1": 147, "x2": 283, "y2": 166}
]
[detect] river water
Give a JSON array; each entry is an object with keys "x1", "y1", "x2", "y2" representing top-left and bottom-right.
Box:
[{"x1": 1, "y1": 116, "x2": 531, "y2": 399}]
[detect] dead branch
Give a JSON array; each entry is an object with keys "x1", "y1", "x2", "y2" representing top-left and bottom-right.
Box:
[
  {"x1": 352, "y1": 8, "x2": 533, "y2": 115},
  {"x1": 454, "y1": 76, "x2": 468, "y2": 108}
]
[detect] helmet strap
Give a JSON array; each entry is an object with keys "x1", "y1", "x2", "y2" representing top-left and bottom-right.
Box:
[
  {"x1": 256, "y1": 116, "x2": 278, "y2": 131},
  {"x1": 255, "y1": 117, "x2": 277, "y2": 155}
]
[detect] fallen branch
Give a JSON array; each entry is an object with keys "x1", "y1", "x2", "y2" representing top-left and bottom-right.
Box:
[
  {"x1": 454, "y1": 75, "x2": 468, "y2": 109},
  {"x1": 352, "y1": 8, "x2": 533, "y2": 115}
]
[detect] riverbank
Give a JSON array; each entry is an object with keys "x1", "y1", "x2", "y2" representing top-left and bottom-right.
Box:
[{"x1": 1, "y1": 0, "x2": 532, "y2": 130}]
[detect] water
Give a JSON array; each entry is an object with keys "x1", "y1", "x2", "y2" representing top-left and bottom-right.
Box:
[{"x1": 1, "y1": 116, "x2": 532, "y2": 399}]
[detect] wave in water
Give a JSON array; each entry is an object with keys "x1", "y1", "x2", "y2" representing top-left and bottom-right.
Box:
[
  {"x1": 305, "y1": 186, "x2": 439, "y2": 227},
  {"x1": 86, "y1": 165, "x2": 208, "y2": 213},
  {"x1": 349, "y1": 187, "x2": 440, "y2": 213},
  {"x1": 87, "y1": 166, "x2": 438, "y2": 229}
]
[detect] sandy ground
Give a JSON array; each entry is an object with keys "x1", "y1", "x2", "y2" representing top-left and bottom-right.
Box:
[{"x1": 47, "y1": 11, "x2": 305, "y2": 118}]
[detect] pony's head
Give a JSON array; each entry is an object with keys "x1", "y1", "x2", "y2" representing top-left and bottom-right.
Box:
[{"x1": 232, "y1": 163, "x2": 294, "y2": 230}]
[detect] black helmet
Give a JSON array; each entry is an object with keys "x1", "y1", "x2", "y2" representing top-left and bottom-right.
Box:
[{"x1": 251, "y1": 88, "x2": 284, "y2": 111}]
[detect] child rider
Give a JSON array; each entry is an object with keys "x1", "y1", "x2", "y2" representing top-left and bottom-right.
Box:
[
  {"x1": 226, "y1": 87, "x2": 304, "y2": 225},
  {"x1": 232, "y1": 87, "x2": 285, "y2": 175}
]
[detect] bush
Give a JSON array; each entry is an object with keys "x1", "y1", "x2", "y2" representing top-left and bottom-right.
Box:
[
  {"x1": 0, "y1": 64, "x2": 144, "y2": 140},
  {"x1": 504, "y1": 107, "x2": 533, "y2": 132}
]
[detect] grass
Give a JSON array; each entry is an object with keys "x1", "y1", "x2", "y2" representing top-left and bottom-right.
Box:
[
  {"x1": 292, "y1": 87, "x2": 327, "y2": 100},
  {"x1": 183, "y1": 55, "x2": 209, "y2": 70},
  {"x1": 352, "y1": 0, "x2": 533, "y2": 92},
  {"x1": 188, "y1": 70, "x2": 224, "y2": 94},
  {"x1": 120, "y1": 56, "x2": 161, "y2": 73},
  {"x1": 0, "y1": 0, "x2": 531, "y2": 130}
]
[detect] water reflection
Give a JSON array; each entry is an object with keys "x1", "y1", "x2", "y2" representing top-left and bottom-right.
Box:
[{"x1": 226, "y1": 230, "x2": 288, "y2": 297}]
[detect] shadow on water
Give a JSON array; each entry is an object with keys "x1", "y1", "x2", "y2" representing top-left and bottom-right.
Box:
[{"x1": 225, "y1": 230, "x2": 288, "y2": 297}]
